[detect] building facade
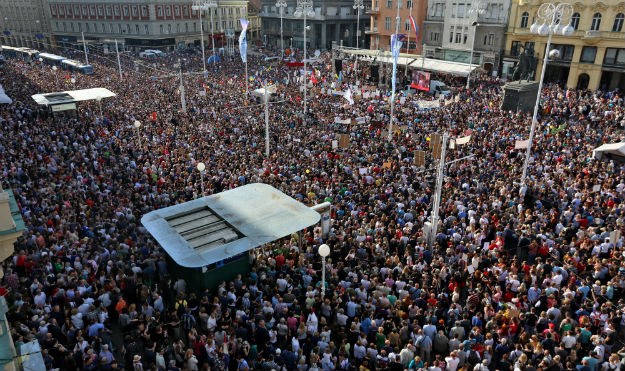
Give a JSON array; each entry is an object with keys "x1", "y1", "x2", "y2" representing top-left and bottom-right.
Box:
[
  {"x1": 0, "y1": 0, "x2": 53, "y2": 49},
  {"x1": 365, "y1": 0, "x2": 427, "y2": 53},
  {"x1": 44, "y1": 1, "x2": 258, "y2": 52},
  {"x1": 260, "y1": 0, "x2": 368, "y2": 51},
  {"x1": 504, "y1": 0, "x2": 625, "y2": 90},
  {"x1": 422, "y1": 0, "x2": 510, "y2": 75}
]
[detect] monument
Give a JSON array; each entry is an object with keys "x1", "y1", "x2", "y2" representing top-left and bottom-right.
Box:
[{"x1": 501, "y1": 44, "x2": 539, "y2": 113}]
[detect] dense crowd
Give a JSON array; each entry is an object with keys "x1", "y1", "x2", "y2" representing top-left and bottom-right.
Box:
[{"x1": 1, "y1": 44, "x2": 625, "y2": 371}]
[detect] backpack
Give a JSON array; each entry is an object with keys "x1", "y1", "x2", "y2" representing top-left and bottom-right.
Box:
[{"x1": 468, "y1": 350, "x2": 480, "y2": 365}]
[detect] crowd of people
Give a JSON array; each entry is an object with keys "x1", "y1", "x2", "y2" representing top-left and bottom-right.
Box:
[{"x1": 1, "y1": 43, "x2": 625, "y2": 371}]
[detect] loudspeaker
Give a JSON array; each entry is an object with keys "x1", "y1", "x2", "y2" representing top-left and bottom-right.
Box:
[
  {"x1": 334, "y1": 59, "x2": 343, "y2": 72},
  {"x1": 371, "y1": 65, "x2": 379, "y2": 82}
]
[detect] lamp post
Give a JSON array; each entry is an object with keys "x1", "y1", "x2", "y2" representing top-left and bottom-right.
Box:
[
  {"x1": 318, "y1": 243, "x2": 330, "y2": 297},
  {"x1": 52, "y1": 65, "x2": 58, "y2": 85},
  {"x1": 466, "y1": 0, "x2": 486, "y2": 89},
  {"x1": 276, "y1": 0, "x2": 287, "y2": 59},
  {"x1": 520, "y1": 2, "x2": 573, "y2": 186},
  {"x1": 353, "y1": 0, "x2": 364, "y2": 74},
  {"x1": 133, "y1": 120, "x2": 142, "y2": 147},
  {"x1": 96, "y1": 96, "x2": 103, "y2": 119},
  {"x1": 192, "y1": 0, "x2": 208, "y2": 76},
  {"x1": 197, "y1": 162, "x2": 206, "y2": 196},
  {"x1": 294, "y1": 0, "x2": 315, "y2": 120}
]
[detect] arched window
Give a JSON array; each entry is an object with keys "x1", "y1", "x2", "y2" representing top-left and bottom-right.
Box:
[
  {"x1": 591, "y1": 13, "x2": 602, "y2": 31},
  {"x1": 613, "y1": 13, "x2": 624, "y2": 32},
  {"x1": 520, "y1": 11, "x2": 529, "y2": 28},
  {"x1": 571, "y1": 12, "x2": 580, "y2": 30}
]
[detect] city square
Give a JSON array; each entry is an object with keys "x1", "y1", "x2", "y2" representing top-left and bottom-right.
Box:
[{"x1": 1, "y1": 0, "x2": 625, "y2": 370}]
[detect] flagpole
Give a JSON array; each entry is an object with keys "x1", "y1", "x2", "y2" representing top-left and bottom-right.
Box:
[
  {"x1": 245, "y1": 61, "x2": 249, "y2": 95},
  {"x1": 81, "y1": 31, "x2": 89, "y2": 65},
  {"x1": 404, "y1": 4, "x2": 413, "y2": 77},
  {"x1": 115, "y1": 39, "x2": 122, "y2": 79},
  {"x1": 388, "y1": 0, "x2": 401, "y2": 142}
]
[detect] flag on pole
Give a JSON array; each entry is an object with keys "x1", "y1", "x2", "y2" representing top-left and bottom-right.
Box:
[
  {"x1": 409, "y1": 16, "x2": 419, "y2": 42},
  {"x1": 390, "y1": 34, "x2": 403, "y2": 96},
  {"x1": 238, "y1": 19, "x2": 249, "y2": 63}
]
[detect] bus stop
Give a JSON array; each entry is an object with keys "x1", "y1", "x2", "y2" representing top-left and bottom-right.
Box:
[{"x1": 141, "y1": 183, "x2": 321, "y2": 291}]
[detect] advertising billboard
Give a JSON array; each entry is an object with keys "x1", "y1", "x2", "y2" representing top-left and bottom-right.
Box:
[{"x1": 411, "y1": 70, "x2": 431, "y2": 92}]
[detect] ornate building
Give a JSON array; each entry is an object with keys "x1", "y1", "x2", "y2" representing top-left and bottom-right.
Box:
[
  {"x1": 366, "y1": 0, "x2": 427, "y2": 53},
  {"x1": 504, "y1": 0, "x2": 625, "y2": 90},
  {"x1": 422, "y1": 0, "x2": 511, "y2": 75},
  {"x1": 0, "y1": 0, "x2": 52, "y2": 49}
]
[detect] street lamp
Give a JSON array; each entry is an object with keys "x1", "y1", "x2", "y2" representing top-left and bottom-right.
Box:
[
  {"x1": 466, "y1": 0, "x2": 486, "y2": 89},
  {"x1": 133, "y1": 120, "x2": 142, "y2": 147},
  {"x1": 96, "y1": 96, "x2": 103, "y2": 119},
  {"x1": 318, "y1": 243, "x2": 330, "y2": 297},
  {"x1": 276, "y1": 0, "x2": 287, "y2": 59},
  {"x1": 353, "y1": 0, "x2": 364, "y2": 74},
  {"x1": 520, "y1": 2, "x2": 573, "y2": 186},
  {"x1": 196, "y1": 162, "x2": 206, "y2": 197},
  {"x1": 192, "y1": 0, "x2": 209, "y2": 76},
  {"x1": 294, "y1": 0, "x2": 315, "y2": 120}
]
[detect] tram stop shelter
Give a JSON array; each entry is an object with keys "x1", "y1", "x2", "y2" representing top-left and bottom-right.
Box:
[
  {"x1": 31, "y1": 87, "x2": 115, "y2": 112},
  {"x1": 141, "y1": 183, "x2": 320, "y2": 268}
]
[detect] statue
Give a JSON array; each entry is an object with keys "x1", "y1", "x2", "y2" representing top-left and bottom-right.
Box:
[{"x1": 511, "y1": 44, "x2": 537, "y2": 82}]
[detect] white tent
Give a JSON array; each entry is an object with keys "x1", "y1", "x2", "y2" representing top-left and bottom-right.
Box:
[
  {"x1": 593, "y1": 142, "x2": 625, "y2": 161},
  {"x1": 0, "y1": 84, "x2": 11, "y2": 104}
]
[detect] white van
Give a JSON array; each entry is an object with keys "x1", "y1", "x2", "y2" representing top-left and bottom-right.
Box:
[
  {"x1": 139, "y1": 51, "x2": 156, "y2": 58},
  {"x1": 430, "y1": 80, "x2": 452, "y2": 98},
  {"x1": 144, "y1": 49, "x2": 166, "y2": 57}
]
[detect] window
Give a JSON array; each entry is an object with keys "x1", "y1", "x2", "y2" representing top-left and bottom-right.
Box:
[
  {"x1": 118, "y1": 24, "x2": 122, "y2": 33},
  {"x1": 97, "y1": 6, "x2": 103, "y2": 17},
  {"x1": 114, "y1": 6, "x2": 120, "y2": 17},
  {"x1": 551, "y1": 44, "x2": 574, "y2": 61},
  {"x1": 455, "y1": 32, "x2": 462, "y2": 43},
  {"x1": 136, "y1": 24, "x2": 140, "y2": 34},
  {"x1": 457, "y1": 3, "x2": 466, "y2": 18},
  {"x1": 511, "y1": 41, "x2": 521, "y2": 56},
  {"x1": 397, "y1": 0, "x2": 403, "y2": 8},
  {"x1": 157, "y1": 6, "x2": 163, "y2": 17},
  {"x1": 520, "y1": 12, "x2": 529, "y2": 28},
  {"x1": 145, "y1": 25, "x2": 149, "y2": 34},
  {"x1": 160, "y1": 24, "x2": 164, "y2": 34},
  {"x1": 85, "y1": 23, "x2": 89, "y2": 32},
  {"x1": 407, "y1": 0, "x2": 413, "y2": 8},
  {"x1": 451, "y1": 3, "x2": 456, "y2": 17},
  {"x1": 430, "y1": 31, "x2": 439, "y2": 41},
  {"x1": 385, "y1": 17, "x2": 391, "y2": 29},
  {"x1": 176, "y1": 24, "x2": 180, "y2": 33},
  {"x1": 142, "y1": 6, "x2": 148, "y2": 17},
  {"x1": 405, "y1": 19, "x2": 411, "y2": 31},
  {"x1": 168, "y1": 24, "x2": 172, "y2": 34},
  {"x1": 580, "y1": 46, "x2": 597, "y2": 63},
  {"x1": 166, "y1": 6, "x2": 172, "y2": 17},
  {"x1": 102, "y1": 23, "x2": 105, "y2": 32},
  {"x1": 123, "y1": 6, "x2": 129, "y2": 17},
  {"x1": 613, "y1": 13, "x2": 624, "y2": 32},
  {"x1": 591, "y1": 13, "x2": 601, "y2": 31},
  {"x1": 449, "y1": 27, "x2": 454, "y2": 42},
  {"x1": 63, "y1": 22, "x2": 67, "y2": 31},
  {"x1": 132, "y1": 6, "x2": 138, "y2": 17},
  {"x1": 175, "y1": 6, "x2": 180, "y2": 17},
  {"x1": 185, "y1": 23, "x2": 189, "y2": 32},
  {"x1": 463, "y1": 28, "x2": 468, "y2": 43},
  {"x1": 106, "y1": 6, "x2": 112, "y2": 17},
  {"x1": 484, "y1": 33, "x2": 494, "y2": 45},
  {"x1": 387, "y1": 0, "x2": 392, "y2": 8},
  {"x1": 78, "y1": 23, "x2": 82, "y2": 32},
  {"x1": 604, "y1": 48, "x2": 625, "y2": 66},
  {"x1": 571, "y1": 12, "x2": 580, "y2": 30}
]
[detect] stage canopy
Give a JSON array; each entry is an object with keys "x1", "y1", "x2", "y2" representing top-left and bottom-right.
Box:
[
  {"x1": 593, "y1": 142, "x2": 625, "y2": 162},
  {"x1": 141, "y1": 183, "x2": 320, "y2": 267},
  {"x1": 337, "y1": 47, "x2": 477, "y2": 77}
]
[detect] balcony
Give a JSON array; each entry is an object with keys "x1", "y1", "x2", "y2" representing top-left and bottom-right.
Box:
[
  {"x1": 365, "y1": 27, "x2": 378, "y2": 34},
  {"x1": 366, "y1": 6, "x2": 380, "y2": 14},
  {"x1": 584, "y1": 30, "x2": 601, "y2": 38}
]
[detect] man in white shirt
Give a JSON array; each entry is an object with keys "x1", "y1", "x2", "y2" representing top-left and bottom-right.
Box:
[{"x1": 446, "y1": 351, "x2": 460, "y2": 371}]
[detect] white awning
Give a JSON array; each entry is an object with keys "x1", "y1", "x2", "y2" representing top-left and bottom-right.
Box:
[
  {"x1": 337, "y1": 47, "x2": 477, "y2": 77},
  {"x1": 141, "y1": 183, "x2": 321, "y2": 268},
  {"x1": 593, "y1": 142, "x2": 625, "y2": 161},
  {"x1": 31, "y1": 88, "x2": 116, "y2": 106},
  {"x1": 0, "y1": 84, "x2": 11, "y2": 104}
]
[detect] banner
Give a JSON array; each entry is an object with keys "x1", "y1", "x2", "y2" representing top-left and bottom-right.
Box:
[
  {"x1": 411, "y1": 70, "x2": 430, "y2": 91},
  {"x1": 239, "y1": 19, "x2": 249, "y2": 63},
  {"x1": 455, "y1": 135, "x2": 471, "y2": 145},
  {"x1": 334, "y1": 117, "x2": 352, "y2": 124},
  {"x1": 416, "y1": 100, "x2": 440, "y2": 109},
  {"x1": 515, "y1": 139, "x2": 529, "y2": 149}
]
